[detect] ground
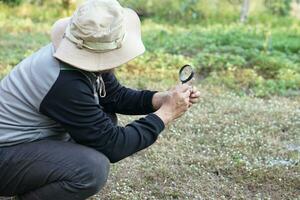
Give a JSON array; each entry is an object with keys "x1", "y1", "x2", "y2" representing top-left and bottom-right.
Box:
[{"x1": 88, "y1": 86, "x2": 300, "y2": 200}]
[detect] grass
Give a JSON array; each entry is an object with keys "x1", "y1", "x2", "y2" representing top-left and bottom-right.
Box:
[
  {"x1": 1, "y1": 5, "x2": 299, "y2": 95},
  {"x1": 0, "y1": 2, "x2": 300, "y2": 199},
  {"x1": 91, "y1": 86, "x2": 300, "y2": 199}
]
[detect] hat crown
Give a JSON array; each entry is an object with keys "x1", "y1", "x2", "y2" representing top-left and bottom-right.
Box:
[
  {"x1": 51, "y1": 3, "x2": 146, "y2": 72},
  {"x1": 70, "y1": 0, "x2": 124, "y2": 43}
]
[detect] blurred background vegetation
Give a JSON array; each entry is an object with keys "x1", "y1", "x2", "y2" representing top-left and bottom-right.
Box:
[{"x1": 0, "y1": 0, "x2": 300, "y2": 97}]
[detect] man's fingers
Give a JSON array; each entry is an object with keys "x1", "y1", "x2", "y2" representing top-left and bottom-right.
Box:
[
  {"x1": 183, "y1": 90, "x2": 191, "y2": 98},
  {"x1": 189, "y1": 98, "x2": 199, "y2": 104},
  {"x1": 176, "y1": 84, "x2": 199, "y2": 101},
  {"x1": 190, "y1": 91, "x2": 200, "y2": 98},
  {"x1": 177, "y1": 84, "x2": 191, "y2": 92}
]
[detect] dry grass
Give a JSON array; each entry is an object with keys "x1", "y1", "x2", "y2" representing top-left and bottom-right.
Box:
[{"x1": 88, "y1": 86, "x2": 300, "y2": 200}]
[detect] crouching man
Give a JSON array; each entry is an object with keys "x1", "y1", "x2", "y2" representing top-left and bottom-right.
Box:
[{"x1": 0, "y1": 0, "x2": 200, "y2": 199}]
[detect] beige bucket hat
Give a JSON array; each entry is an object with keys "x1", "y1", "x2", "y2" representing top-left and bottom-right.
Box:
[{"x1": 51, "y1": 0, "x2": 145, "y2": 72}]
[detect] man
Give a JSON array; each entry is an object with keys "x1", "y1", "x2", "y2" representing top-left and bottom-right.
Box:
[{"x1": 0, "y1": 0, "x2": 200, "y2": 199}]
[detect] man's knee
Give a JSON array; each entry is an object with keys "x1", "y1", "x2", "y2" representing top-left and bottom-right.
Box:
[{"x1": 75, "y1": 150, "x2": 110, "y2": 196}]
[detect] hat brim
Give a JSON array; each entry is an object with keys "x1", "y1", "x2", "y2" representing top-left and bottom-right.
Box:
[{"x1": 51, "y1": 8, "x2": 145, "y2": 72}]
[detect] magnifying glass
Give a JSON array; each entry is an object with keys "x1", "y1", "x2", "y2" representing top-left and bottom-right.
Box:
[{"x1": 179, "y1": 65, "x2": 194, "y2": 84}]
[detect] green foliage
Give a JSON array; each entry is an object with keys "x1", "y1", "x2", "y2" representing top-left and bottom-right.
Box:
[
  {"x1": 138, "y1": 21, "x2": 300, "y2": 96},
  {"x1": 264, "y1": 0, "x2": 293, "y2": 16},
  {"x1": 118, "y1": 0, "x2": 204, "y2": 22},
  {"x1": 117, "y1": 52, "x2": 194, "y2": 88},
  {"x1": 0, "y1": 0, "x2": 22, "y2": 6},
  {"x1": 121, "y1": 0, "x2": 298, "y2": 23},
  {"x1": 0, "y1": 2, "x2": 300, "y2": 97},
  {"x1": 179, "y1": 0, "x2": 202, "y2": 20},
  {"x1": 2, "y1": 0, "x2": 298, "y2": 22}
]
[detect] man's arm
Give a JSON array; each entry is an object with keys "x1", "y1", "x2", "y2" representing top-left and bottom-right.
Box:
[
  {"x1": 100, "y1": 73, "x2": 157, "y2": 115},
  {"x1": 40, "y1": 70, "x2": 164, "y2": 163}
]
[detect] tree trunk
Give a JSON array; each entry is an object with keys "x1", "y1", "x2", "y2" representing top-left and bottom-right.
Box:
[{"x1": 240, "y1": 0, "x2": 250, "y2": 23}]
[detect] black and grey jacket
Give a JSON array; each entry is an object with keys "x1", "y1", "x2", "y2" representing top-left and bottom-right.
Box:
[{"x1": 0, "y1": 44, "x2": 165, "y2": 163}]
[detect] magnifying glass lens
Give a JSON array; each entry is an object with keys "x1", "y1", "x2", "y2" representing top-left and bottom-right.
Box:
[
  {"x1": 179, "y1": 65, "x2": 194, "y2": 83},
  {"x1": 181, "y1": 67, "x2": 192, "y2": 80}
]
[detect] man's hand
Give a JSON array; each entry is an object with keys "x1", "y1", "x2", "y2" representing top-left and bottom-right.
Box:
[
  {"x1": 152, "y1": 86, "x2": 201, "y2": 110},
  {"x1": 189, "y1": 86, "x2": 200, "y2": 107},
  {"x1": 154, "y1": 84, "x2": 192, "y2": 125}
]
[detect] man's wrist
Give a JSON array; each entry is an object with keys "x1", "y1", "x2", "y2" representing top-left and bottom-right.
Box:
[
  {"x1": 152, "y1": 91, "x2": 168, "y2": 111},
  {"x1": 154, "y1": 109, "x2": 171, "y2": 125}
]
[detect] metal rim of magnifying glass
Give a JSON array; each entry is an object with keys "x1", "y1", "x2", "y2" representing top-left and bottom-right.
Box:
[{"x1": 179, "y1": 65, "x2": 194, "y2": 83}]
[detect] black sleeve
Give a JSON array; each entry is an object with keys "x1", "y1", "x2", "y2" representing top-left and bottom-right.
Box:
[
  {"x1": 40, "y1": 70, "x2": 165, "y2": 163},
  {"x1": 100, "y1": 72, "x2": 157, "y2": 115}
]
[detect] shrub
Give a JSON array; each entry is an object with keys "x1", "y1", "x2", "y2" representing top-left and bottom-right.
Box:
[
  {"x1": 264, "y1": 0, "x2": 293, "y2": 16},
  {"x1": 0, "y1": 0, "x2": 22, "y2": 6}
]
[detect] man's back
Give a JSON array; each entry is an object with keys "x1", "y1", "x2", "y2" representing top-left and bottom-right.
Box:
[{"x1": 0, "y1": 44, "x2": 69, "y2": 147}]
